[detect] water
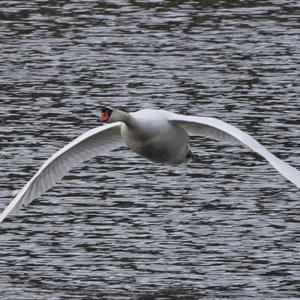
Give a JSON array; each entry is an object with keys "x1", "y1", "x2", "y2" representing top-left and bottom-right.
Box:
[{"x1": 0, "y1": 0, "x2": 299, "y2": 299}]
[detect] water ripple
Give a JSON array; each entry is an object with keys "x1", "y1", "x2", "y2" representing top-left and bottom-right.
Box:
[{"x1": 0, "y1": 0, "x2": 299, "y2": 299}]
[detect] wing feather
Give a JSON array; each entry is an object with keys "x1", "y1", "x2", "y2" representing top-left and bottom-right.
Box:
[
  {"x1": 0, "y1": 122, "x2": 123, "y2": 222},
  {"x1": 167, "y1": 112, "x2": 300, "y2": 188}
]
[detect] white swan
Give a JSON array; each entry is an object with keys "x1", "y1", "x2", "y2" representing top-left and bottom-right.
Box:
[{"x1": 0, "y1": 107, "x2": 299, "y2": 222}]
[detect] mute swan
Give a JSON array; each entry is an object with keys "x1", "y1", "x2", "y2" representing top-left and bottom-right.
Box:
[{"x1": 0, "y1": 107, "x2": 299, "y2": 223}]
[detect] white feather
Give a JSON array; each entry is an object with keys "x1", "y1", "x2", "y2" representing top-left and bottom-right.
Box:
[
  {"x1": 0, "y1": 123, "x2": 123, "y2": 222},
  {"x1": 167, "y1": 112, "x2": 300, "y2": 188}
]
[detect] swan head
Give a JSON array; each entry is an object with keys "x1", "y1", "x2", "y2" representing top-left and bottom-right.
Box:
[
  {"x1": 99, "y1": 107, "x2": 113, "y2": 122},
  {"x1": 98, "y1": 107, "x2": 129, "y2": 123}
]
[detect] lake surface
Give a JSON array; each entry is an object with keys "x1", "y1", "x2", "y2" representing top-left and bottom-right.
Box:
[{"x1": 0, "y1": 0, "x2": 299, "y2": 299}]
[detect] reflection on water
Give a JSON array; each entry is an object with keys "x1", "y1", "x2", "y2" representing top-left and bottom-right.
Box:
[{"x1": 0, "y1": 0, "x2": 299, "y2": 299}]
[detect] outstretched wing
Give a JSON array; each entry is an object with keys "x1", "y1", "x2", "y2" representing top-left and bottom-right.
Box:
[
  {"x1": 167, "y1": 112, "x2": 300, "y2": 188},
  {"x1": 0, "y1": 122, "x2": 123, "y2": 222}
]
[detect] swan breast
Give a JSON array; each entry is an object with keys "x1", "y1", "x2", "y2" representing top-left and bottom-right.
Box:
[{"x1": 120, "y1": 120, "x2": 190, "y2": 164}]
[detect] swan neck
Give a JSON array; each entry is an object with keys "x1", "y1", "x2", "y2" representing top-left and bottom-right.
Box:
[{"x1": 113, "y1": 109, "x2": 132, "y2": 124}]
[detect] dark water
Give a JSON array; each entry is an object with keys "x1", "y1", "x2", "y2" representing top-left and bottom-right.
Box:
[{"x1": 0, "y1": 0, "x2": 299, "y2": 299}]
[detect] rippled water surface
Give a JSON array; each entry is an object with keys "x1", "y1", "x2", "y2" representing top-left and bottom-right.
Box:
[{"x1": 0, "y1": 0, "x2": 299, "y2": 299}]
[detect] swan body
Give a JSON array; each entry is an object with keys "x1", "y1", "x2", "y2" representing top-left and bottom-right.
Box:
[
  {"x1": 121, "y1": 110, "x2": 190, "y2": 164},
  {"x1": 0, "y1": 107, "x2": 299, "y2": 223}
]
